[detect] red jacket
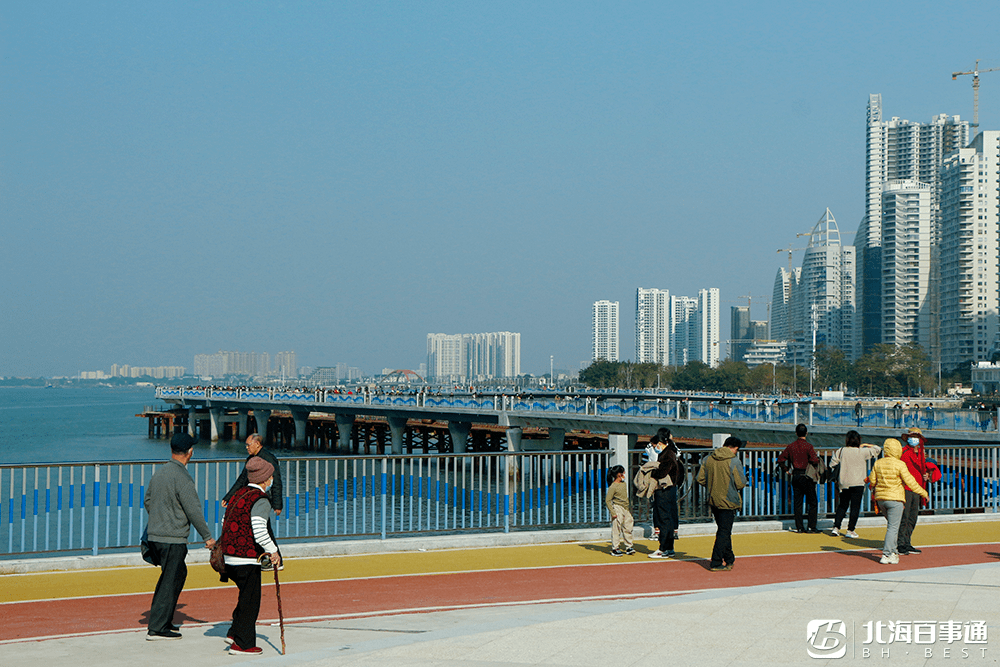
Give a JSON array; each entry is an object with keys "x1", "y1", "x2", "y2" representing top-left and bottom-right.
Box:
[
  {"x1": 899, "y1": 433, "x2": 941, "y2": 494},
  {"x1": 777, "y1": 438, "x2": 819, "y2": 472}
]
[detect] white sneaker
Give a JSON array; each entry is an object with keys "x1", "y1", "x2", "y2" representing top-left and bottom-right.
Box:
[
  {"x1": 830, "y1": 528, "x2": 840, "y2": 537},
  {"x1": 890, "y1": 553, "x2": 899, "y2": 564},
  {"x1": 879, "y1": 554, "x2": 892, "y2": 564},
  {"x1": 845, "y1": 530, "x2": 859, "y2": 539},
  {"x1": 648, "y1": 550, "x2": 665, "y2": 559}
]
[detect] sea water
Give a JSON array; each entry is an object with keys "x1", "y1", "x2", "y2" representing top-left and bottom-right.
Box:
[{"x1": 0, "y1": 386, "x2": 252, "y2": 465}]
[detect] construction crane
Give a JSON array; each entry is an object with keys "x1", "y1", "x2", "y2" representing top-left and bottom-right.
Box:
[
  {"x1": 952, "y1": 59, "x2": 1000, "y2": 128},
  {"x1": 776, "y1": 245, "x2": 807, "y2": 274},
  {"x1": 732, "y1": 294, "x2": 767, "y2": 312}
]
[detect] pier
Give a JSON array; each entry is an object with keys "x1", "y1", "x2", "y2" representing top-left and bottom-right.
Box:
[{"x1": 148, "y1": 386, "x2": 1000, "y2": 452}]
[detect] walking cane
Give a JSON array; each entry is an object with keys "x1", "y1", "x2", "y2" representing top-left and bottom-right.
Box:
[
  {"x1": 261, "y1": 552, "x2": 286, "y2": 655},
  {"x1": 273, "y1": 565, "x2": 286, "y2": 655}
]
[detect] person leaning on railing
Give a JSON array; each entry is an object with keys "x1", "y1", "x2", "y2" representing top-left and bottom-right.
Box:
[{"x1": 829, "y1": 430, "x2": 880, "y2": 539}]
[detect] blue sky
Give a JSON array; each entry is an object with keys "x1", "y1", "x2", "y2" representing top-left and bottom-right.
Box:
[{"x1": 2, "y1": 2, "x2": 998, "y2": 378}]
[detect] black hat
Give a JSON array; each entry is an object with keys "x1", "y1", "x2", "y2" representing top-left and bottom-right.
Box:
[{"x1": 170, "y1": 432, "x2": 197, "y2": 453}]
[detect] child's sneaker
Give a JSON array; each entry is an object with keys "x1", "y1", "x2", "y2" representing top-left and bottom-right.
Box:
[
  {"x1": 845, "y1": 530, "x2": 859, "y2": 539},
  {"x1": 610, "y1": 548, "x2": 624, "y2": 557},
  {"x1": 624, "y1": 547, "x2": 636, "y2": 555}
]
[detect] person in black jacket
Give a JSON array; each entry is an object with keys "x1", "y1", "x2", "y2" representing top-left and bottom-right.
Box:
[{"x1": 223, "y1": 434, "x2": 283, "y2": 516}]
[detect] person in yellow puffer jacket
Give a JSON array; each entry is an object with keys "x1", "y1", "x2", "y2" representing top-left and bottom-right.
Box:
[{"x1": 869, "y1": 438, "x2": 928, "y2": 565}]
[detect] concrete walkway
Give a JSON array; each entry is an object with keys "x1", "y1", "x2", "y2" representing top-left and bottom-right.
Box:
[{"x1": 2, "y1": 515, "x2": 998, "y2": 666}]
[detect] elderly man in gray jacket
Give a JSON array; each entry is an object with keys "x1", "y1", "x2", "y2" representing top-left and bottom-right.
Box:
[{"x1": 144, "y1": 433, "x2": 215, "y2": 640}]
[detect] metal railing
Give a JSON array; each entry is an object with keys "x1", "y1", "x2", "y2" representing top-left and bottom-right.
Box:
[
  {"x1": 633, "y1": 445, "x2": 1000, "y2": 527},
  {"x1": 5, "y1": 444, "x2": 999, "y2": 558},
  {"x1": 1, "y1": 450, "x2": 611, "y2": 558}
]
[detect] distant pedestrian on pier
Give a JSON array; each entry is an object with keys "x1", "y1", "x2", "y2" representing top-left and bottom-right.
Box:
[
  {"x1": 854, "y1": 401, "x2": 863, "y2": 427},
  {"x1": 144, "y1": 433, "x2": 216, "y2": 640}
]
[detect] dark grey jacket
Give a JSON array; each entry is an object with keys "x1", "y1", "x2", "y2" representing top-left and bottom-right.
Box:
[
  {"x1": 144, "y1": 459, "x2": 212, "y2": 544},
  {"x1": 222, "y1": 448, "x2": 283, "y2": 511}
]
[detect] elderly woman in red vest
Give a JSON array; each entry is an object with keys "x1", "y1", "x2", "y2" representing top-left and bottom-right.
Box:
[{"x1": 221, "y1": 456, "x2": 281, "y2": 655}]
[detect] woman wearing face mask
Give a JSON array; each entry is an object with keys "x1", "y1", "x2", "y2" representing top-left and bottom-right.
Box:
[{"x1": 897, "y1": 427, "x2": 940, "y2": 555}]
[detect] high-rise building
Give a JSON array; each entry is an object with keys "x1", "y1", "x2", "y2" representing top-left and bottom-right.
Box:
[
  {"x1": 730, "y1": 306, "x2": 751, "y2": 361},
  {"x1": 694, "y1": 288, "x2": 720, "y2": 368},
  {"x1": 635, "y1": 288, "x2": 670, "y2": 365},
  {"x1": 669, "y1": 295, "x2": 698, "y2": 367},
  {"x1": 274, "y1": 351, "x2": 297, "y2": 378},
  {"x1": 464, "y1": 332, "x2": 521, "y2": 381},
  {"x1": 880, "y1": 180, "x2": 933, "y2": 349},
  {"x1": 771, "y1": 210, "x2": 855, "y2": 364},
  {"x1": 770, "y1": 267, "x2": 799, "y2": 343},
  {"x1": 592, "y1": 300, "x2": 620, "y2": 361},
  {"x1": 427, "y1": 332, "x2": 521, "y2": 382},
  {"x1": 857, "y1": 94, "x2": 970, "y2": 355},
  {"x1": 939, "y1": 131, "x2": 1000, "y2": 370},
  {"x1": 427, "y1": 333, "x2": 466, "y2": 381}
]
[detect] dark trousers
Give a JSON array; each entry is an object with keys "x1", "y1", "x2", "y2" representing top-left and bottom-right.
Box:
[
  {"x1": 833, "y1": 485, "x2": 865, "y2": 530},
  {"x1": 148, "y1": 542, "x2": 188, "y2": 633},
  {"x1": 833, "y1": 486, "x2": 865, "y2": 531},
  {"x1": 897, "y1": 489, "x2": 921, "y2": 550},
  {"x1": 710, "y1": 507, "x2": 736, "y2": 568},
  {"x1": 225, "y1": 563, "x2": 262, "y2": 650},
  {"x1": 653, "y1": 486, "x2": 678, "y2": 552},
  {"x1": 791, "y1": 474, "x2": 818, "y2": 531}
]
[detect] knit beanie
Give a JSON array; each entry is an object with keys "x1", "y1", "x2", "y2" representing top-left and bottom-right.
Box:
[{"x1": 246, "y1": 457, "x2": 274, "y2": 485}]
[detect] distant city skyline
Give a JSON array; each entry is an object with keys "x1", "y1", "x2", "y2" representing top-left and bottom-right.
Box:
[{"x1": 3, "y1": 4, "x2": 998, "y2": 378}]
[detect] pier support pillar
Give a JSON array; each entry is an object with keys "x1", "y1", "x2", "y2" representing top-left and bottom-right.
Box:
[
  {"x1": 533, "y1": 427, "x2": 565, "y2": 451},
  {"x1": 505, "y1": 427, "x2": 522, "y2": 452},
  {"x1": 235, "y1": 411, "x2": 248, "y2": 441},
  {"x1": 448, "y1": 421, "x2": 472, "y2": 453},
  {"x1": 291, "y1": 409, "x2": 309, "y2": 448},
  {"x1": 608, "y1": 433, "x2": 634, "y2": 469},
  {"x1": 187, "y1": 408, "x2": 198, "y2": 439},
  {"x1": 387, "y1": 416, "x2": 408, "y2": 455},
  {"x1": 208, "y1": 408, "x2": 222, "y2": 442},
  {"x1": 253, "y1": 409, "x2": 271, "y2": 444},
  {"x1": 505, "y1": 427, "x2": 523, "y2": 479},
  {"x1": 335, "y1": 414, "x2": 355, "y2": 452}
]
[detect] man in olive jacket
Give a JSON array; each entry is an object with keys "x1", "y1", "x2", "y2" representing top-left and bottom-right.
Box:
[{"x1": 696, "y1": 436, "x2": 747, "y2": 571}]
